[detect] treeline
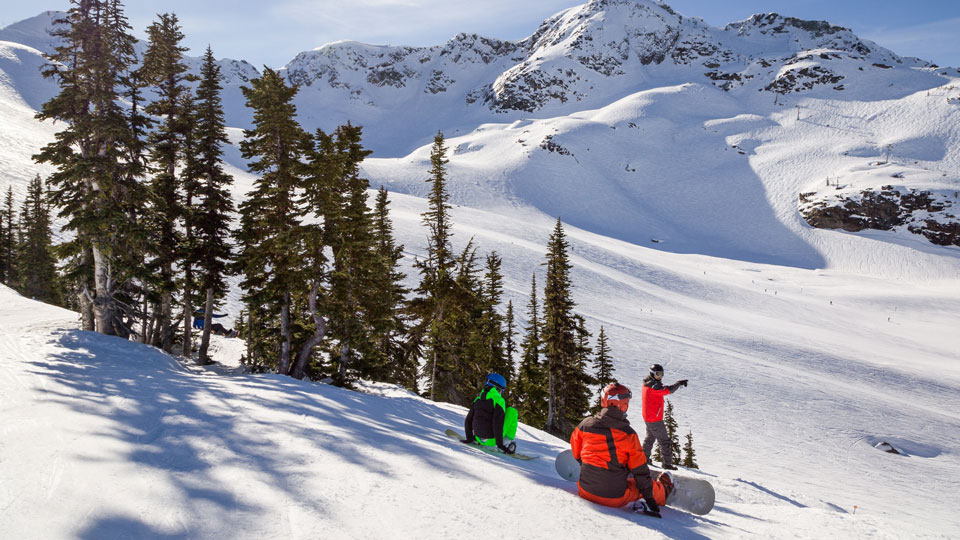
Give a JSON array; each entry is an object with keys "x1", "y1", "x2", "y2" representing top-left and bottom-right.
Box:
[{"x1": 25, "y1": 0, "x2": 618, "y2": 438}]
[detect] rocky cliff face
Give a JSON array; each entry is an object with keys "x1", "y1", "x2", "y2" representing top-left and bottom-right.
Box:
[{"x1": 800, "y1": 187, "x2": 960, "y2": 247}]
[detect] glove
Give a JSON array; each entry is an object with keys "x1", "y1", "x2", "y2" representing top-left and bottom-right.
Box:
[
  {"x1": 633, "y1": 499, "x2": 661, "y2": 518},
  {"x1": 498, "y1": 442, "x2": 516, "y2": 455},
  {"x1": 678, "y1": 379, "x2": 688, "y2": 387}
]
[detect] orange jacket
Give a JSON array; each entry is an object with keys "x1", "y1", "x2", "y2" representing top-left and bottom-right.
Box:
[{"x1": 571, "y1": 407, "x2": 661, "y2": 507}]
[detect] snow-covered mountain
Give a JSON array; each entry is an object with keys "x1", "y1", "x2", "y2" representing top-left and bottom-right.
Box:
[{"x1": 1, "y1": 2, "x2": 959, "y2": 536}]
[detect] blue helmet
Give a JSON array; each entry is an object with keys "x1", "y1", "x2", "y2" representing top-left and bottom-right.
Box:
[{"x1": 485, "y1": 373, "x2": 506, "y2": 390}]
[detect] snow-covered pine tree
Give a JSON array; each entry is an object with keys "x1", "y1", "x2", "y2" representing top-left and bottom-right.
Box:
[
  {"x1": 682, "y1": 431, "x2": 699, "y2": 469},
  {"x1": 542, "y1": 218, "x2": 587, "y2": 437},
  {"x1": 15, "y1": 175, "x2": 62, "y2": 305},
  {"x1": 515, "y1": 273, "x2": 546, "y2": 426},
  {"x1": 140, "y1": 12, "x2": 193, "y2": 353},
  {"x1": 192, "y1": 46, "x2": 236, "y2": 365},
  {"x1": 235, "y1": 67, "x2": 312, "y2": 375},
  {"x1": 34, "y1": 0, "x2": 144, "y2": 334}
]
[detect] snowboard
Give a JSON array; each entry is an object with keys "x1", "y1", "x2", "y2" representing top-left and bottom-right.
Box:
[
  {"x1": 554, "y1": 449, "x2": 715, "y2": 515},
  {"x1": 444, "y1": 429, "x2": 538, "y2": 460}
]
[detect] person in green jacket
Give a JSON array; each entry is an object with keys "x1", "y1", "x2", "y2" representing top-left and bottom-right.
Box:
[{"x1": 462, "y1": 373, "x2": 519, "y2": 454}]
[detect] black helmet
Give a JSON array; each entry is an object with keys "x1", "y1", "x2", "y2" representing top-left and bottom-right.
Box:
[{"x1": 650, "y1": 364, "x2": 664, "y2": 376}]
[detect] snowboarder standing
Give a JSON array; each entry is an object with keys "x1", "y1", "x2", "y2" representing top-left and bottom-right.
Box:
[
  {"x1": 570, "y1": 383, "x2": 672, "y2": 518},
  {"x1": 641, "y1": 364, "x2": 687, "y2": 470},
  {"x1": 463, "y1": 373, "x2": 519, "y2": 455}
]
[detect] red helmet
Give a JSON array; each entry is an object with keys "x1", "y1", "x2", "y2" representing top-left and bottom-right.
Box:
[{"x1": 601, "y1": 383, "x2": 632, "y2": 413}]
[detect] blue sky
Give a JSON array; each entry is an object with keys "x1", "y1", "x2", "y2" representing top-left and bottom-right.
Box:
[{"x1": 1, "y1": 0, "x2": 958, "y2": 68}]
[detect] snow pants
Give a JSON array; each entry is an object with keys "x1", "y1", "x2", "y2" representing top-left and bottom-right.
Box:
[{"x1": 642, "y1": 420, "x2": 672, "y2": 468}]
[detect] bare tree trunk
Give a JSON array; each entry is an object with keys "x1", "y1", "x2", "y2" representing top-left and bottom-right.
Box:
[
  {"x1": 291, "y1": 283, "x2": 327, "y2": 379},
  {"x1": 278, "y1": 293, "x2": 291, "y2": 375},
  {"x1": 141, "y1": 293, "x2": 150, "y2": 343},
  {"x1": 160, "y1": 262, "x2": 173, "y2": 352},
  {"x1": 198, "y1": 287, "x2": 215, "y2": 364},
  {"x1": 91, "y1": 243, "x2": 117, "y2": 336},
  {"x1": 544, "y1": 362, "x2": 558, "y2": 435},
  {"x1": 182, "y1": 263, "x2": 193, "y2": 359}
]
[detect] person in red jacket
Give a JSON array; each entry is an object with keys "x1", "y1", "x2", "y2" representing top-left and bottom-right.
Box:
[
  {"x1": 570, "y1": 383, "x2": 674, "y2": 518},
  {"x1": 641, "y1": 364, "x2": 688, "y2": 470}
]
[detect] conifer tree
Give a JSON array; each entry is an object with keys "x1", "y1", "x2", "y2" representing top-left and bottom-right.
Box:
[
  {"x1": 16, "y1": 175, "x2": 62, "y2": 304},
  {"x1": 192, "y1": 47, "x2": 236, "y2": 364},
  {"x1": 654, "y1": 400, "x2": 683, "y2": 463},
  {"x1": 1, "y1": 187, "x2": 16, "y2": 286},
  {"x1": 542, "y1": 218, "x2": 588, "y2": 437},
  {"x1": 593, "y1": 326, "x2": 616, "y2": 392},
  {"x1": 681, "y1": 431, "x2": 699, "y2": 469},
  {"x1": 504, "y1": 300, "x2": 516, "y2": 380},
  {"x1": 515, "y1": 273, "x2": 546, "y2": 426},
  {"x1": 410, "y1": 132, "x2": 462, "y2": 403},
  {"x1": 140, "y1": 12, "x2": 193, "y2": 352},
  {"x1": 235, "y1": 67, "x2": 312, "y2": 375},
  {"x1": 570, "y1": 314, "x2": 596, "y2": 417},
  {"x1": 480, "y1": 251, "x2": 509, "y2": 382},
  {"x1": 34, "y1": 0, "x2": 145, "y2": 335},
  {"x1": 326, "y1": 124, "x2": 377, "y2": 386},
  {"x1": 369, "y1": 187, "x2": 412, "y2": 388}
]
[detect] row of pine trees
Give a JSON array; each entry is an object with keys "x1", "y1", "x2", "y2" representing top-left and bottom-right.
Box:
[{"x1": 15, "y1": 0, "x2": 701, "y2": 449}]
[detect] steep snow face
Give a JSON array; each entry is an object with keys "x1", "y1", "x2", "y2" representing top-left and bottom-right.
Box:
[{"x1": 0, "y1": 10, "x2": 63, "y2": 54}]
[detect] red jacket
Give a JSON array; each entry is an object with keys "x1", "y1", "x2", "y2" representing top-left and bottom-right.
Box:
[{"x1": 641, "y1": 376, "x2": 682, "y2": 423}]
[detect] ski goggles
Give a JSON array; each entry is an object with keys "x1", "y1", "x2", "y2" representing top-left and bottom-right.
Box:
[
  {"x1": 652, "y1": 370, "x2": 664, "y2": 377},
  {"x1": 608, "y1": 390, "x2": 632, "y2": 401}
]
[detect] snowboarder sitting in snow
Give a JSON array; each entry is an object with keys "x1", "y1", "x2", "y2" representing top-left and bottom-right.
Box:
[
  {"x1": 192, "y1": 310, "x2": 237, "y2": 337},
  {"x1": 462, "y1": 373, "x2": 519, "y2": 455},
  {"x1": 641, "y1": 363, "x2": 687, "y2": 470},
  {"x1": 571, "y1": 382, "x2": 673, "y2": 518}
]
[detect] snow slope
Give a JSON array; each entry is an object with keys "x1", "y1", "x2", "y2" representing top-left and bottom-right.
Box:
[{"x1": 2, "y1": 280, "x2": 958, "y2": 539}]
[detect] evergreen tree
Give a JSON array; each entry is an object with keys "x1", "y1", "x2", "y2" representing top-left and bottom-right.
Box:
[
  {"x1": 317, "y1": 124, "x2": 384, "y2": 386},
  {"x1": 480, "y1": 251, "x2": 509, "y2": 383},
  {"x1": 34, "y1": 0, "x2": 146, "y2": 335},
  {"x1": 16, "y1": 175, "x2": 62, "y2": 304},
  {"x1": 504, "y1": 300, "x2": 516, "y2": 381},
  {"x1": 681, "y1": 431, "x2": 699, "y2": 469},
  {"x1": 654, "y1": 400, "x2": 683, "y2": 463},
  {"x1": 140, "y1": 12, "x2": 193, "y2": 352},
  {"x1": 515, "y1": 273, "x2": 546, "y2": 426},
  {"x1": 569, "y1": 314, "x2": 596, "y2": 418},
  {"x1": 235, "y1": 67, "x2": 312, "y2": 375},
  {"x1": 369, "y1": 187, "x2": 412, "y2": 388},
  {"x1": 542, "y1": 218, "x2": 587, "y2": 437},
  {"x1": 1, "y1": 187, "x2": 16, "y2": 286},
  {"x1": 192, "y1": 46, "x2": 236, "y2": 364},
  {"x1": 410, "y1": 132, "x2": 463, "y2": 403},
  {"x1": 592, "y1": 326, "x2": 616, "y2": 400}
]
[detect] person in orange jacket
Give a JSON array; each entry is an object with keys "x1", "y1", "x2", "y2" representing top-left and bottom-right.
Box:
[
  {"x1": 570, "y1": 382, "x2": 674, "y2": 518},
  {"x1": 641, "y1": 364, "x2": 687, "y2": 470}
]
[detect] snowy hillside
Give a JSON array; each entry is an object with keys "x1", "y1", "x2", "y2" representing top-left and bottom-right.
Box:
[
  {"x1": 3, "y1": 280, "x2": 959, "y2": 539},
  {"x1": 1, "y1": 1, "x2": 960, "y2": 537}
]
